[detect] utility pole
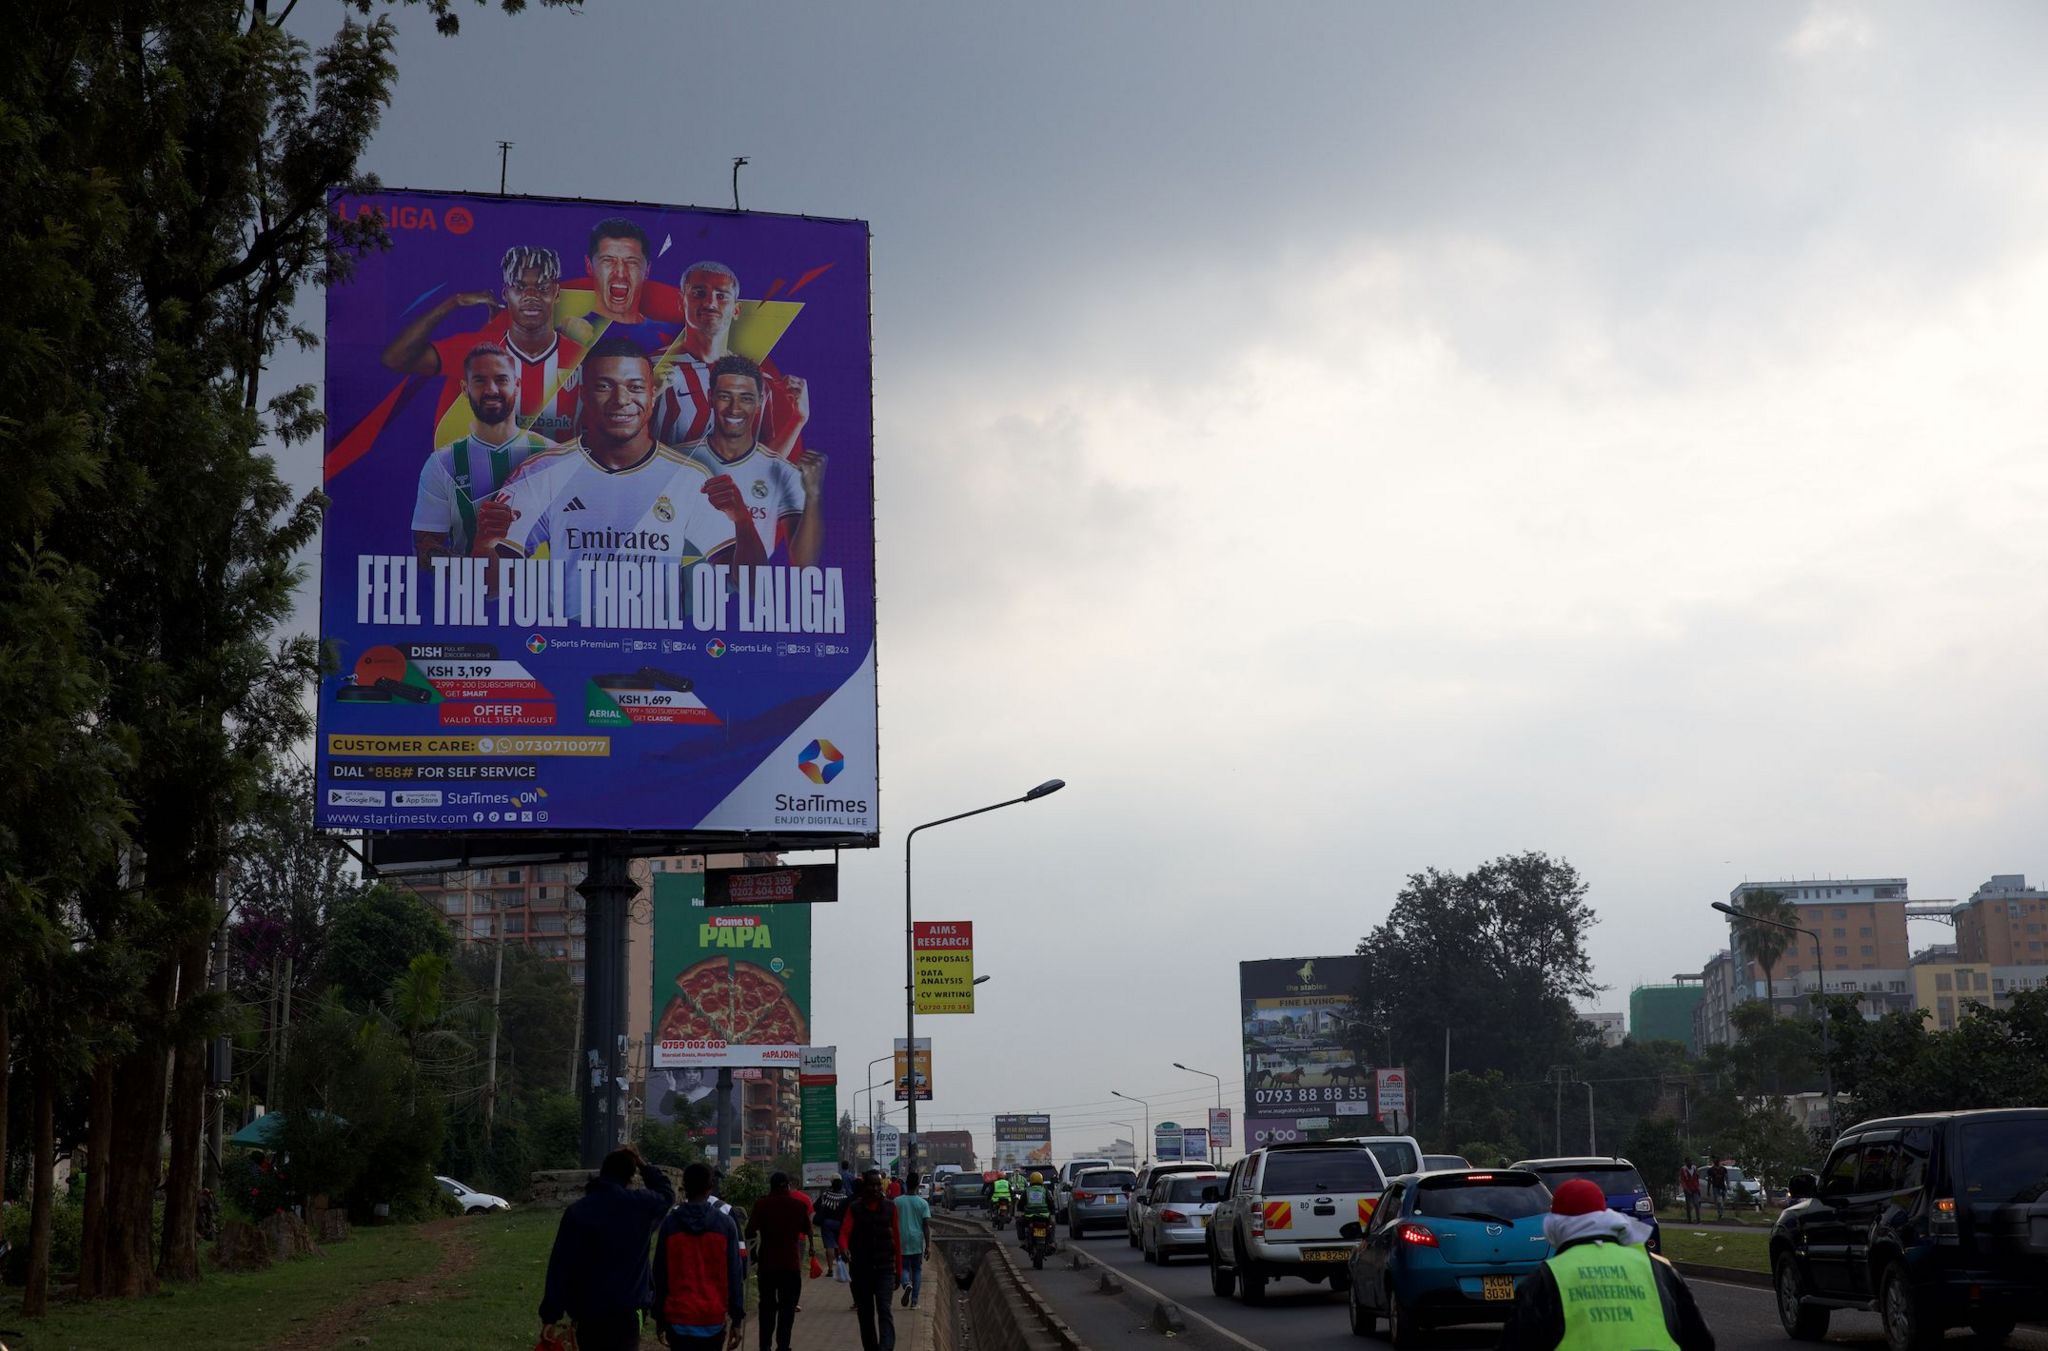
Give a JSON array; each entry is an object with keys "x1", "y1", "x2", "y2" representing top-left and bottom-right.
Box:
[
  {"x1": 497, "y1": 141, "x2": 513, "y2": 195},
  {"x1": 1546, "y1": 1066, "x2": 1572, "y2": 1154},
  {"x1": 484, "y1": 923, "x2": 505, "y2": 1144},
  {"x1": 1580, "y1": 1079, "x2": 1596, "y2": 1154},
  {"x1": 278, "y1": 956, "x2": 293, "y2": 1082},
  {"x1": 1441, "y1": 1027, "x2": 1451, "y2": 1129}
]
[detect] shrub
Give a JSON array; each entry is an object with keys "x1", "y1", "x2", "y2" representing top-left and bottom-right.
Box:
[{"x1": 2, "y1": 1199, "x2": 83, "y2": 1283}]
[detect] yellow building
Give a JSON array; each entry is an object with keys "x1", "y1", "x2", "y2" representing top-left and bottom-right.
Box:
[{"x1": 1911, "y1": 962, "x2": 1999, "y2": 1030}]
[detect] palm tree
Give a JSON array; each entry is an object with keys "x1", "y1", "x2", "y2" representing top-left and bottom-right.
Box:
[{"x1": 1733, "y1": 890, "x2": 1802, "y2": 1014}]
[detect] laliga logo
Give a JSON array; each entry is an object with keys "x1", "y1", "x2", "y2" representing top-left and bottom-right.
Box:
[{"x1": 796, "y1": 738, "x2": 844, "y2": 784}]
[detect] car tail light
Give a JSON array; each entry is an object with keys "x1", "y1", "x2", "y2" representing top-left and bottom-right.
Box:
[
  {"x1": 1467, "y1": 1174, "x2": 1493, "y2": 1181},
  {"x1": 1076, "y1": 1192, "x2": 1093, "y2": 1203},
  {"x1": 1635, "y1": 1197, "x2": 1655, "y2": 1215},
  {"x1": 1161, "y1": 1209, "x2": 1187, "y2": 1223},
  {"x1": 1399, "y1": 1223, "x2": 1439, "y2": 1247},
  {"x1": 1933, "y1": 1197, "x2": 1958, "y2": 1236},
  {"x1": 1250, "y1": 1207, "x2": 1266, "y2": 1236}
]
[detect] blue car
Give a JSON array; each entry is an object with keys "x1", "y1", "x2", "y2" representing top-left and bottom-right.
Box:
[
  {"x1": 1509, "y1": 1156, "x2": 1661, "y2": 1254},
  {"x1": 1347, "y1": 1169, "x2": 1554, "y2": 1345}
]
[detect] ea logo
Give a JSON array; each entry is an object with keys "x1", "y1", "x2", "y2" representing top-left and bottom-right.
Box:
[
  {"x1": 796, "y1": 738, "x2": 844, "y2": 784},
  {"x1": 445, "y1": 206, "x2": 474, "y2": 235}
]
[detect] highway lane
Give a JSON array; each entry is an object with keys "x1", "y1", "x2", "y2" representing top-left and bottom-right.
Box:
[{"x1": 994, "y1": 1220, "x2": 2048, "y2": 1351}]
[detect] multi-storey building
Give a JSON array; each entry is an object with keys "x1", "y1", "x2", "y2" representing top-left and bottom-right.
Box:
[
  {"x1": 1952, "y1": 875, "x2": 2048, "y2": 965},
  {"x1": 1582, "y1": 1011, "x2": 1627, "y2": 1046},
  {"x1": 1627, "y1": 985, "x2": 1701, "y2": 1050},
  {"x1": 1725, "y1": 878, "x2": 1914, "y2": 1017},
  {"x1": 1693, "y1": 950, "x2": 1738, "y2": 1050}
]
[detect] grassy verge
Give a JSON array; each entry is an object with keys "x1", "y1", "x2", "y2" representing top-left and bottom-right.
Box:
[
  {"x1": 0, "y1": 1222, "x2": 437, "y2": 1351},
  {"x1": 1659, "y1": 1225, "x2": 1771, "y2": 1273},
  {"x1": 345, "y1": 1208, "x2": 558, "y2": 1349},
  {"x1": 1656, "y1": 1204, "x2": 1776, "y2": 1228}
]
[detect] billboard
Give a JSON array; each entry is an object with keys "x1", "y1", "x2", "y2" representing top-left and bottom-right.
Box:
[
  {"x1": 706, "y1": 863, "x2": 837, "y2": 907},
  {"x1": 799, "y1": 1046, "x2": 838, "y2": 1188},
  {"x1": 993, "y1": 1113, "x2": 1053, "y2": 1171},
  {"x1": 913, "y1": 921, "x2": 975, "y2": 1014},
  {"x1": 1241, "y1": 956, "x2": 1372, "y2": 1145},
  {"x1": 1208, "y1": 1107, "x2": 1233, "y2": 1149},
  {"x1": 315, "y1": 188, "x2": 876, "y2": 843},
  {"x1": 651, "y1": 872, "x2": 811, "y2": 1067},
  {"x1": 1154, "y1": 1122, "x2": 1183, "y2": 1161},
  {"x1": 893, "y1": 1037, "x2": 932, "y2": 1102}
]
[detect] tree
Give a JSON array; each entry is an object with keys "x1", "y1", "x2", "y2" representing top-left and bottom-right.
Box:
[
  {"x1": 318, "y1": 886, "x2": 454, "y2": 1012},
  {"x1": 7, "y1": 0, "x2": 572, "y2": 1306},
  {"x1": 1730, "y1": 890, "x2": 1800, "y2": 1014},
  {"x1": 1353, "y1": 853, "x2": 1600, "y2": 1138}
]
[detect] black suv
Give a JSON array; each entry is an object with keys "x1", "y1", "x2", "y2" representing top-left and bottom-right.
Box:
[{"x1": 1769, "y1": 1108, "x2": 2048, "y2": 1351}]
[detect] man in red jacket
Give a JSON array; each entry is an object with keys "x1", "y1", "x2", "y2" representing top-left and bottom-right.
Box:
[
  {"x1": 652, "y1": 1163, "x2": 746, "y2": 1350},
  {"x1": 839, "y1": 1169, "x2": 902, "y2": 1351}
]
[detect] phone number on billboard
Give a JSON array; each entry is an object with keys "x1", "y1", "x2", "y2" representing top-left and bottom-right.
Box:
[{"x1": 1250, "y1": 1086, "x2": 1373, "y2": 1107}]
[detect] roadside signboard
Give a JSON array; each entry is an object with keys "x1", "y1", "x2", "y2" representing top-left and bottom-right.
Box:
[
  {"x1": 993, "y1": 1114, "x2": 1052, "y2": 1171},
  {"x1": 876, "y1": 1122, "x2": 901, "y2": 1169},
  {"x1": 1240, "y1": 956, "x2": 1374, "y2": 1145},
  {"x1": 1155, "y1": 1121, "x2": 1183, "y2": 1161},
  {"x1": 1182, "y1": 1126, "x2": 1210, "y2": 1161},
  {"x1": 1208, "y1": 1107, "x2": 1233, "y2": 1149},
  {"x1": 652, "y1": 872, "x2": 810, "y2": 1067},
  {"x1": 893, "y1": 1036, "x2": 932, "y2": 1101},
  {"x1": 800, "y1": 1046, "x2": 838, "y2": 1187},
  {"x1": 913, "y1": 920, "x2": 974, "y2": 1013},
  {"x1": 707, "y1": 863, "x2": 838, "y2": 907},
  {"x1": 1376, "y1": 1068, "x2": 1408, "y2": 1123},
  {"x1": 315, "y1": 187, "x2": 877, "y2": 846}
]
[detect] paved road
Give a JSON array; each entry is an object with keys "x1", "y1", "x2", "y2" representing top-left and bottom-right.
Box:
[{"x1": 994, "y1": 1221, "x2": 2048, "y2": 1351}]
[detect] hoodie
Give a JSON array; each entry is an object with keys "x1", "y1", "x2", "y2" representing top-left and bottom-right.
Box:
[
  {"x1": 653, "y1": 1198, "x2": 747, "y2": 1335},
  {"x1": 537, "y1": 1163, "x2": 675, "y2": 1324}
]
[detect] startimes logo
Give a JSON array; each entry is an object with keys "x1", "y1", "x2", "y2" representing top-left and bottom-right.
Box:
[{"x1": 796, "y1": 738, "x2": 844, "y2": 784}]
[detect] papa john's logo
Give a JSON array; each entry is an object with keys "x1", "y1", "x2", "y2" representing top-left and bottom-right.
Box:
[{"x1": 796, "y1": 738, "x2": 845, "y2": 784}]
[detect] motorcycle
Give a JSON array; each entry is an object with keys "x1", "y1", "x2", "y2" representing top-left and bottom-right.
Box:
[
  {"x1": 992, "y1": 1196, "x2": 1013, "y2": 1227},
  {"x1": 1026, "y1": 1214, "x2": 1055, "y2": 1270}
]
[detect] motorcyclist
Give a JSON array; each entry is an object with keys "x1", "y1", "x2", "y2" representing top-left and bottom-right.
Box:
[
  {"x1": 1017, "y1": 1170, "x2": 1054, "y2": 1248},
  {"x1": 989, "y1": 1171, "x2": 1013, "y2": 1222}
]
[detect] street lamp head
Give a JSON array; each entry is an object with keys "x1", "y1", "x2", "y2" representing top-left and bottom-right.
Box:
[
  {"x1": 1025, "y1": 778, "x2": 1066, "y2": 800},
  {"x1": 1711, "y1": 901, "x2": 1739, "y2": 917},
  {"x1": 972, "y1": 975, "x2": 991, "y2": 986},
  {"x1": 1172, "y1": 1062, "x2": 1188, "y2": 1071}
]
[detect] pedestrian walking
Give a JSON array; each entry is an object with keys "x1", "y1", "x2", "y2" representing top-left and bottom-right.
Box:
[
  {"x1": 894, "y1": 1170, "x2": 931, "y2": 1310},
  {"x1": 815, "y1": 1177, "x2": 852, "y2": 1282},
  {"x1": 886, "y1": 1175, "x2": 904, "y2": 1199},
  {"x1": 652, "y1": 1162, "x2": 747, "y2": 1350},
  {"x1": 744, "y1": 1171, "x2": 813, "y2": 1351},
  {"x1": 1678, "y1": 1159, "x2": 1702, "y2": 1224},
  {"x1": 537, "y1": 1146, "x2": 677, "y2": 1351},
  {"x1": 1497, "y1": 1177, "x2": 1715, "y2": 1351},
  {"x1": 839, "y1": 1158, "x2": 860, "y2": 1196},
  {"x1": 1706, "y1": 1158, "x2": 1729, "y2": 1221},
  {"x1": 839, "y1": 1168, "x2": 902, "y2": 1351}
]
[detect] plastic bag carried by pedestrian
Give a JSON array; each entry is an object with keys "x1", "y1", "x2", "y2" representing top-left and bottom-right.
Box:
[
  {"x1": 534, "y1": 1322, "x2": 578, "y2": 1351},
  {"x1": 810, "y1": 1252, "x2": 826, "y2": 1279}
]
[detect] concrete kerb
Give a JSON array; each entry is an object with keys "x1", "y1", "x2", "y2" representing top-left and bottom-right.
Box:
[
  {"x1": 1671, "y1": 1260, "x2": 1771, "y2": 1290},
  {"x1": 931, "y1": 1213, "x2": 1089, "y2": 1350}
]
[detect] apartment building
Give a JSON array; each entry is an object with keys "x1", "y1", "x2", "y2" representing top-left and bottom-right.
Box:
[
  {"x1": 1693, "y1": 950, "x2": 1739, "y2": 1050},
  {"x1": 1952, "y1": 874, "x2": 2048, "y2": 965}
]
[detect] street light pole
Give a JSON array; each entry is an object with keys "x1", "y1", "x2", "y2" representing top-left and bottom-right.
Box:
[
  {"x1": 1103, "y1": 1121, "x2": 1137, "y2": 1168},
  {"x1": 855, "y1": 1054, "x2": 889, "y2": 1166},
  {"x1": 1111, "y1": 1090, "x2": 1150, "y2": 1162},
  {"x1": 1172, "y1": 1062, "x2": 1224, "y2": 1163},
  {"x1": 1580, "y1": 1079, "x2": 1596, "y2": 1154},
  {"x1": 1712, "y1": 901, "x2": 1836, "y2": 1133},
  {"x1": 905, "y1": 779, "x2": 1065, "y2": 1172}
]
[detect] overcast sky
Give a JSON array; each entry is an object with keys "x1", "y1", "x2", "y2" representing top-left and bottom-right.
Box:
[{"x1": 287, "y1": 0, "x2": 2048, "y2": 1156}]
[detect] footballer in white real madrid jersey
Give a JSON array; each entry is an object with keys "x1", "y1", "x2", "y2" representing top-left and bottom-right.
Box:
[{"x1": 471, "y1": 334, "x2": 767, "y2": 620}]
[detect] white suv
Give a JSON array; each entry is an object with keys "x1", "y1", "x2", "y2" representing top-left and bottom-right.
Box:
[{"x1": 1207, "y1": 1141, "x2": 1387, "y2": 1305}]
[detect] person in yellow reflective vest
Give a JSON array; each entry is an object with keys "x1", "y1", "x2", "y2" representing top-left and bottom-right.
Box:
[{"x1": 1497, "y1": 1178, "x2": 1714, "y2": 1351}]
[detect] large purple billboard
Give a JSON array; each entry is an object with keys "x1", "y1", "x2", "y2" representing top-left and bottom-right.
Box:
[{"x1": 315, "y1": 189, "x2": 875, "y2": 839}]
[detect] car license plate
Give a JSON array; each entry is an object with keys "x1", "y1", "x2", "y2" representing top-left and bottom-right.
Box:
[
  {"x1": 1201, "y1": 1216, "x2": 1212, "y2": 1228},
  {"x1": 1304, "y1": 1248, "x2": 1350, "y2": 1262},
  {"x1": 1483, "y1": 1275, "x2": 1514, "y2": 1301}
]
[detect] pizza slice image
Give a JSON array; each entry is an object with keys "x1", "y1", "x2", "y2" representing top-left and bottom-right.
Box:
[{"x1": 656, "y1": 956, "x2": 807, "y2": 1051}]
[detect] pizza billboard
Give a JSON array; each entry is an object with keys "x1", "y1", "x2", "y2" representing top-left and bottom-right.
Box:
[
  {"x1": 652, "y1": 871, "x2": 811, "y2": 1067},
  {"x1": 314, "y1": 188, "x2": 876, "y2": 843}
]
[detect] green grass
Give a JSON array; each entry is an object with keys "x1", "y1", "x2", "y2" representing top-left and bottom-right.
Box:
[
  {"x1": 1658, "y1": 1225, "x2": 1772, "y2": 1273},
  {"x1": 0, "y1": 1221, "x2": 438, "y2": 1351},
  {"x1": 345, "y1": 1208, "x2": 559, "y2": 1349},
  {"x1": 1656, "y1": 1204, "x2": 1776, "y2": 1228}
]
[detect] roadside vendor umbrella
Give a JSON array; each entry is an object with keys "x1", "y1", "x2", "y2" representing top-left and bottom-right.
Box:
[{"x1": 227, "y1": 1110, "x2": 344, "y2": 1148}]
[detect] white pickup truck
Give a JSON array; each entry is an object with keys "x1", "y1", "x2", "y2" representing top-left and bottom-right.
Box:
[{"x1": 1207, "y1": 1141, "x2": 1388, "y2": 1305}]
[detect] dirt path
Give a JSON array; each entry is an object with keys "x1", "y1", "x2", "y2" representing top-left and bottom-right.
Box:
[{"x1": 265, "y1": 1217, "x2": 479, "y2": 1351}]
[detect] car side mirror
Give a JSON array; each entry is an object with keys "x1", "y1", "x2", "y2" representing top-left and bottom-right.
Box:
[
  {"x1": 1202, "y1": 1186, "x2": 1220, "y2": 1204},
  {"x1": 1786, "y1": 1173, "x2": 1817, "y2": 1200}
]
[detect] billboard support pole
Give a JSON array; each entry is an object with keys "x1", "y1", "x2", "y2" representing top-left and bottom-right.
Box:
[
  {"x1": 577, "y1": 842, "x2": 632, "y2": 1167},
  {"x1": 717, "y1": 1066, "x2": 734, "y2": 1166}
]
